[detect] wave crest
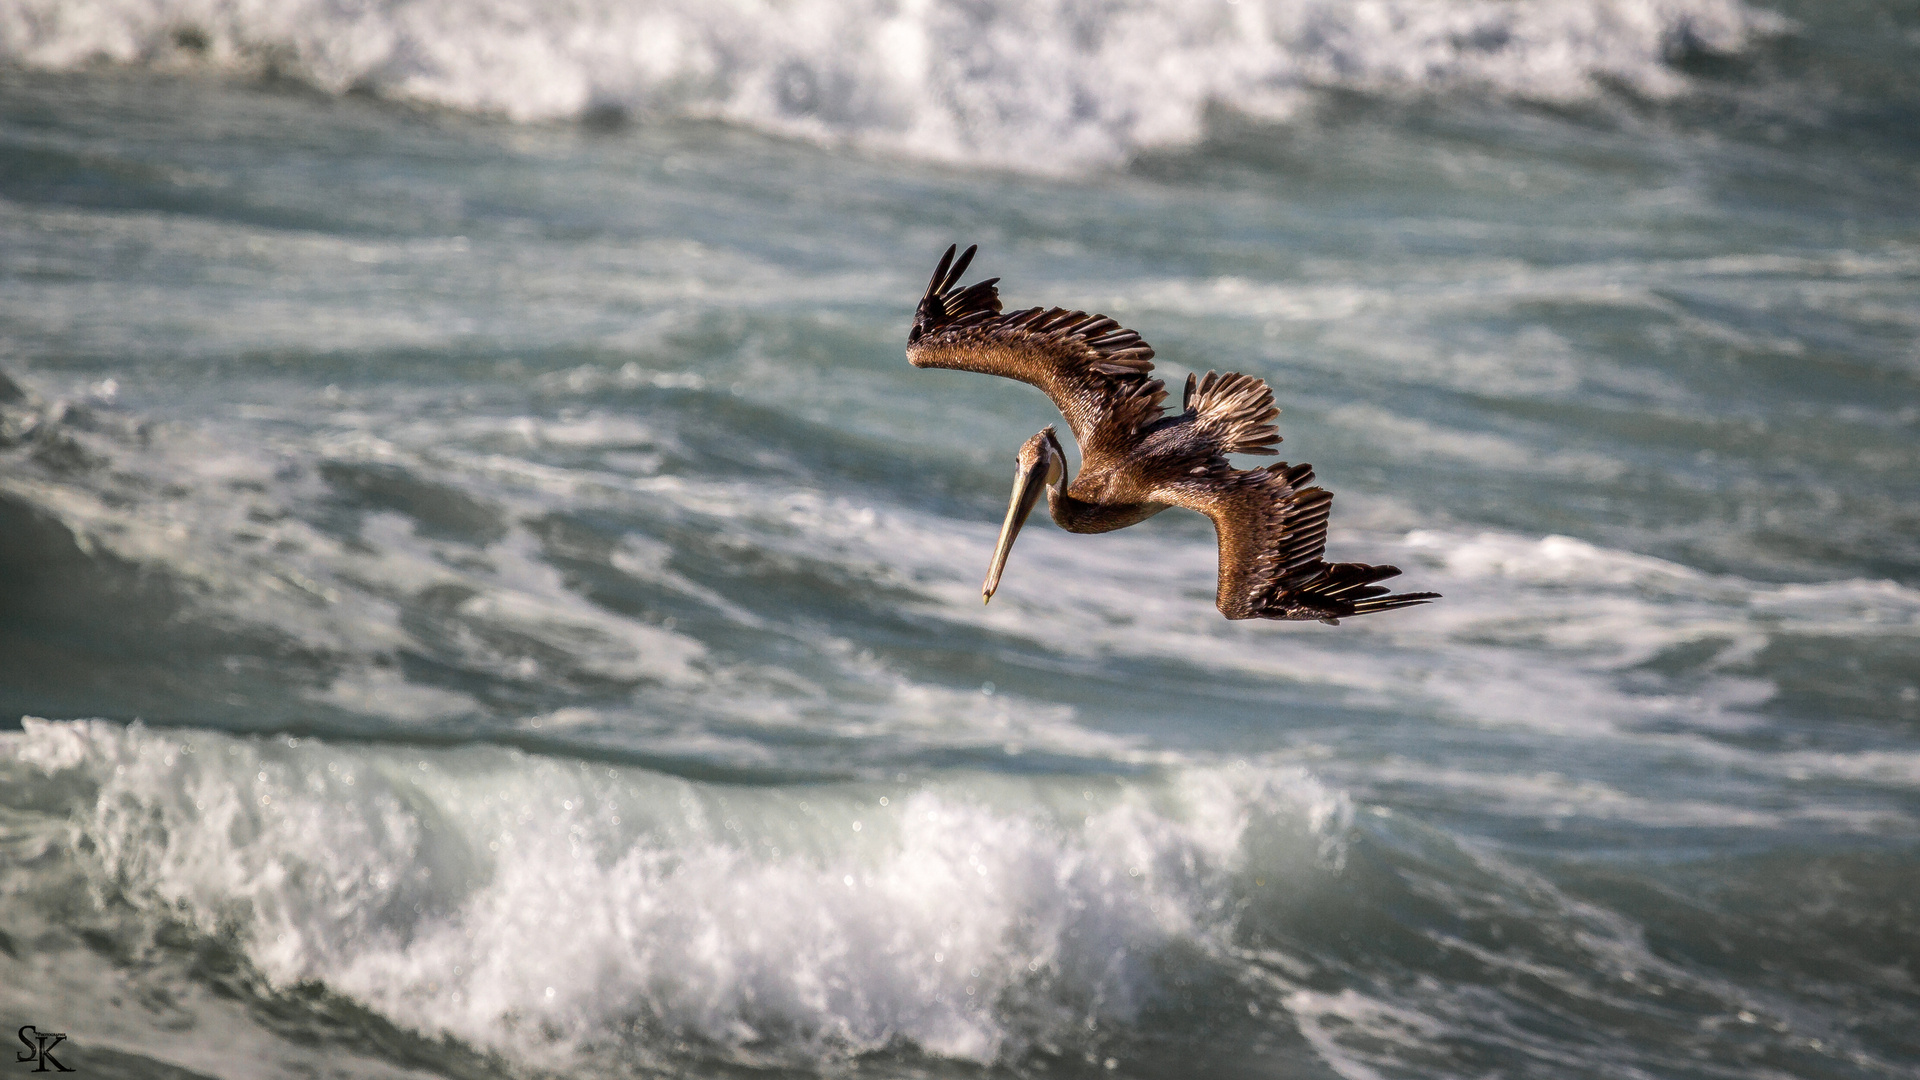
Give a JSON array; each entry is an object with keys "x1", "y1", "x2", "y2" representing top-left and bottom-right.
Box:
[
  {"x1": 0, "y1": 0, "x2": 1783, "y2": 169},
  {"x1": 7, "y1": 719, "x2": 1352, "y2": 1067}
]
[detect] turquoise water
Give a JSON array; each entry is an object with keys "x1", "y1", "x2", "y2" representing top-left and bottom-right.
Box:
[{"x1": 1, "y1": 1, "x2": 1917, "y2": 1077}]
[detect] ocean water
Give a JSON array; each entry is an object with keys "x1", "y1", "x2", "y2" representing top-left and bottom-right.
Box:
[{"x1": 1, "y1": 0, "x2": 1917, "y2": 1077}]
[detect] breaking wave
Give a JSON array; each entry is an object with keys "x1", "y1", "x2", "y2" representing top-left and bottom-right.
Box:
[
  {"x1": 0, "y1": 0, "x2": 1785, "y2": 169},
  {"x1": 5, "y1": 719, "x2": 1349, "y2": 1067}
]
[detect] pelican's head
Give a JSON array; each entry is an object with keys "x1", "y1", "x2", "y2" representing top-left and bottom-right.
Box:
[{"x1": 983, "y1": 427, "x2": 1065, "y2": 604}]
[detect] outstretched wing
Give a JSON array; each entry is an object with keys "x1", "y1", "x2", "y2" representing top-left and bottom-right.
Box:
[
  {"x1": 907, "y1": 244, "x2": 1167, "y2": 454},
  {"x1": 1155, "y1": 462, "x2": 1439, "y2": 623}
]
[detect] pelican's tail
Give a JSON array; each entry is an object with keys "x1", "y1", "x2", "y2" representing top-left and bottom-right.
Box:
[{"x1": 1183, "y1": 371, "x2": 1281, "y2": 456}]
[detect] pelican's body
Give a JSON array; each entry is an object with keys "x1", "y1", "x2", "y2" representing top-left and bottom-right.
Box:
[{"x1": 907, "y1": 245, "x2": 1437, "y2": 624}]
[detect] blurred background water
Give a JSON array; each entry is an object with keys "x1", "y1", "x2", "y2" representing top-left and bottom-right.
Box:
[{"x1": 0, "y1": 1, "x2": 1916, "y2": 1077}]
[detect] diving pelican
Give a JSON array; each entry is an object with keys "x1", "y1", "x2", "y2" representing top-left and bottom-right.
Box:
[{"x1": 907, "y1": 245, "x2": 1438, "y2": 624}]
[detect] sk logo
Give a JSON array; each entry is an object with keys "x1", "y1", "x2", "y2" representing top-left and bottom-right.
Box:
[{"x1": 14, "y1": 1028, "x2": 71, "y2": 1073}]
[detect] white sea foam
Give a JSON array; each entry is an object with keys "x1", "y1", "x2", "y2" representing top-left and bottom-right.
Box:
[
  {"x1": 0, "y1": 0, "x2": 1784, "y2": 169},
  {"x1": 6, "y1": 719, "x2": 1350, "y2": 1066}
]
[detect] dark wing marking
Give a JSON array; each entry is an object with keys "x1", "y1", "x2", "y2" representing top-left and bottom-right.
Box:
[
  {"x1": 1154, "y1": 462, "x2": 1439, "y2": 622},
  {"x1": 907, "y1": 244, "x2": 1166, "y2": 452},
  {"x1": 909, "y1": 243, "x2": 1000, "y2": 343}
]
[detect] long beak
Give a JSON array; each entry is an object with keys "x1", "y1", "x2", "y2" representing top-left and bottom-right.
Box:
[{"x1": 983, "y1": 455, "x2": 1050, "y2": 604}]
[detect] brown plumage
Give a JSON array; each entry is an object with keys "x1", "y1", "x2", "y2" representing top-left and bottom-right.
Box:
[{"x1": 907, "y1": 244, "x2": 1438, "y2": 624}]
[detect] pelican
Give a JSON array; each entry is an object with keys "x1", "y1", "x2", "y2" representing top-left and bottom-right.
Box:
[{"x1": 907, "y1": 245, "x2": 1438, "y2": 624}]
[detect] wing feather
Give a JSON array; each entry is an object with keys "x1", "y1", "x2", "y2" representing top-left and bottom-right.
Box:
[
  {"x1": 1180, "y1": 370, "x2": 1282, "y2": 456},
  {"x1": 1154, "y1": 463, "x2": 1439, "y2": 622},
  {"x1": 907, "y1": 245, "x2": 1166, "y2": 451}
]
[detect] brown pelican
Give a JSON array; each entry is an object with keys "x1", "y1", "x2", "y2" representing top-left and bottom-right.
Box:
[{"x1": 907, "y1": 245, "x2": 1438, "y2": 624}]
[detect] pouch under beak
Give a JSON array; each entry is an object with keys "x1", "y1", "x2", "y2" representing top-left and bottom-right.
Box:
[{"x1": 982, "y1": 448, "x2": 1054, "y2": 603}]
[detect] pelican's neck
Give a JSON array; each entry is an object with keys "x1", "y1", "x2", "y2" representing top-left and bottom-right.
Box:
[{"x1": 1046, "y1": 474, "x2": 1162, "y2": 534}]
